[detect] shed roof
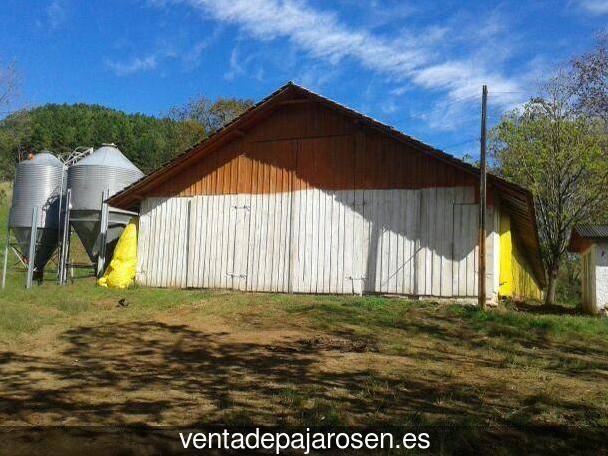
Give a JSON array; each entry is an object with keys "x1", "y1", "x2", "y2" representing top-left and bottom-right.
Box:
[
  {"x1": 108, "y1": 82, "x2": 546, "y2": 287},
  {"x1": 568, "y1": 225, "x2": 608, "y2": 252}
]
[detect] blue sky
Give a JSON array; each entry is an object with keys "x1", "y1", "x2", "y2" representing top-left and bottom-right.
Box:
[{"x1": 1, "y1": 0, "x2": 606, "y2": 158}]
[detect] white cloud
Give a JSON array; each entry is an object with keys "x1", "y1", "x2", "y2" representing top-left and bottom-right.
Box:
[
  {"x1": 143, "y1": 0, "x2": 534, "y2": 132},
  {"x1": 106, "y1": 35, "x2": 216, "y2": 76},
  {"x1": 223, "y1": 45, "x2": 267, "y2": 82},
  {"x1": 106, "y1": 55, "x2": 158, "y2": 76},
  {"x1": 224, "y1": 47, "x2": 244, "y2": 81},
  {"x1": 46, "y1": 0, "x2": 69, "y2": 29},
  {"x1": 180, "y1": 0, "x2": 425, "y2": 73},
  {"x1": 579, "y1": 0, "x2": 608, "y2": 14},
  {"x1": 164, "y1": 0, "x2": 524, "y2": 108}
]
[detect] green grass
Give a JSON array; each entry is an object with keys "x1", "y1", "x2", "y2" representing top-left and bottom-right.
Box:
[
  {"x1": 449, "y1": 303, "x2": 608, "y2": 338},
  {"x1": 0, "y1": 275, "x2": 214, "y2": 342}
]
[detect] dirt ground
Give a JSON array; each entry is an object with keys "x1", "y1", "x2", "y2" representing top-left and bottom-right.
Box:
[{"x1": 0, "y1": 284, "x2": 607, "y2": 454}]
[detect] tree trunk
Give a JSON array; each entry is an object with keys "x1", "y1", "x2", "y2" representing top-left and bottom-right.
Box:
[{"x1": 545, "y1": 265, "x2": 559, "y2": 306}]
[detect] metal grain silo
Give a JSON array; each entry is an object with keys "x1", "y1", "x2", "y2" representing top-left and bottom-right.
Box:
[
  {"x1": 9, "y1": 151, "x2": 66, "y2": 270},
  {"x1": 67, "y1": 144, "x2": 144, "y2": 262}
]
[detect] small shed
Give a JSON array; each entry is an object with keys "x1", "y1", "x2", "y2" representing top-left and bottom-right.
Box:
[{"x1": 569, "y1": 225, "x2": 608, "y2": 315}]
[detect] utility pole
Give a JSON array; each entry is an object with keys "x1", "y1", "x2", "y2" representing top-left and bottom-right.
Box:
[{"x1": 478, "y1": 85, "x2": 488, "y2": 308}]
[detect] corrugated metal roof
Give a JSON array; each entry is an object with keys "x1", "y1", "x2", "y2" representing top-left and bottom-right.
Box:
[
  {"x1": 24, "y1": 151, "x2": 63, "y2": 168},
  {"x1": 73, "y1": 144, "x2": 142, "y2": 173},
  {"x1": 573, "y1": 225, "x2": 608, "y2": 239}
]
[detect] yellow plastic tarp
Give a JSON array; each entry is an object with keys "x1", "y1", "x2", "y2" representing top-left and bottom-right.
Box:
[
  {"x1": 499, "y1": 212, "x2": 542, "y2": 300},
  {"x1": 98, "y1": 219, "x2": 138, "y2": 289}
]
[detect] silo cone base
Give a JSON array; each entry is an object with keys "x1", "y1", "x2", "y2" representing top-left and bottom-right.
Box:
[
  {"x1": 11, "y1": 226, "x2": 59, "y2": 270},
  {"x1": 70, "y1": 210, "x2": 133, "y2": 263}
]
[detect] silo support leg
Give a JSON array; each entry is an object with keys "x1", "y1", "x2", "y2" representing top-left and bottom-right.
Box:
[
  {"x1": 26, "y1": 207, "x2": 39, "y2": 289},
  {"x1": 59, "y1": 190, "x2": 71, "y2": 285},
  {"x1": 2, "y1": 224, "x2": 9, "y2": 290},
  {"x1": 96, "y1": 189, "x2": 110, "y2": 278}
]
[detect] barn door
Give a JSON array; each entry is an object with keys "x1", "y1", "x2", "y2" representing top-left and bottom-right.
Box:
[
  {"x1": 452, "y1": 203, "x2": 479, "y2": 296},
  {"x1": 355, "y1": 189, "x2": 420, "y2": 296},
  {"x1": 186, "y1": 193, "x2": 250, "y2": 290},
  {"x1": 229, "y1": 193, "x2": 251, "y2": 290}
]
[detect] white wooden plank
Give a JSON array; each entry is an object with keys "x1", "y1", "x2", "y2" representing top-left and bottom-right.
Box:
[
  {"x1": 280, "y1": 191, "x2": 290, "y2": 292},
  {"x1": 275, "y1": 191, "x2": 283, "y2": 291},
  {"x1": 149, "y1": 198, "x2": 163, "y2": 287},
  {"x1": 171, "y1": 199, "x2": 180, "y2": 287},
  {"x1": 441, "y1": 188, "x2": 454, "y2": 297},
  {"x1": 350, "y1": 190, "x2": 363, "y2": 295},
  {"x1": 202, "y1": 196, "x2": 212, "y2": 288},
  {"x1": 288, "y1": 190, "x2": 299, "y2": 292},
  {"x1": 327, "y1": 194, "x2": 335, "y2": 293},
  {"x1": 158, "y1": 199, "x2": 169, "y2": 287},
  {"x1": 343, "y1": 191, "x2": 352, "y2": 295},
  {"x1": 172, "y1": 200, "x2": 182, "y2": 287},
  {"x1": 211, "y1": 195, "x2": 222, "y2": 288},
  {"x1": 310, "y1": 188, "x2": 319, "y2": 293},
  {"x1": 407, "y1": 190, "x2": 414, "y2": 294},
  {"x1": 263, "y1": 192, "x2": 273, "y2": 292},
  {"x1": 392, "y1": 190, "x2": 402, "y2": 294},
  {"x1": 186, "y1": 198, "x2": 195, "y2": 288},
  {"x1": 248, "y1": 193, "x2": 259, "y2": 291},
  {"x1": 197, "y1": 196, "x2": 206, "y2": 288},
  {"x1": 320, "y1": 190, "x2": 328, "y2": 293},
  {"x1": 400, "y1": 191, "x2": 409, "y2": 294},
  {"x1": 304, "y1": 188, "x2": 313, "y2": 293}
]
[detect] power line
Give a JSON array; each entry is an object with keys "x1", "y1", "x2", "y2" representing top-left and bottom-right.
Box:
[
  {"x1": 488, "y1": 90, "x2": 532, "y2": 95},
  {"x1": 438, "y1": 137, "x2": 479, "y2": 150},
  {"x1": 397, "y1": 93, "x2": 481, "y2": 122}
]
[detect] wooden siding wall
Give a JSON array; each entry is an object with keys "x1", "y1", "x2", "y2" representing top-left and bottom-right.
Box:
[
  {"x1": 137, "y1": 188, "x2": 499, "y2": 297},
  {"x1": 147, "y1": 103, "x2": 485, "y2": 199},
  {"x1": 135, "y1": 102, "x2": 501, "y2": 297}
]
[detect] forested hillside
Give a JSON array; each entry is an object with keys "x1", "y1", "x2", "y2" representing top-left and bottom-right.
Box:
[{"x1": 0, "y1": 104, "x2": 205, "y2": 179}]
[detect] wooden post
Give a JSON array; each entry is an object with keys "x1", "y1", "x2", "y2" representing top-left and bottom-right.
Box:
[
  {"x1": 26, "y1": 206, "x2": 39, "y2": 289},
  {"x1": 97, "y1": 189, "x2": 110, "y2": 277},
  {"x1": 478, "y1": 85, "x2": 488, "y2": 308}
]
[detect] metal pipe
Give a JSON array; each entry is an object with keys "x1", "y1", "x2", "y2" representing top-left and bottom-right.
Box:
[
  {"x1": 26, "y1": 206, "x2": 39, "y2": 289},
  {"x1": 56, "y1": 163, "x2": 65, "y2": 282},
  {"x1": 59, "y1": 189, "x2": 71, "y2": 285},
  {"x1": 2, "y1": 219, "x2": 9, "y2": 290}
]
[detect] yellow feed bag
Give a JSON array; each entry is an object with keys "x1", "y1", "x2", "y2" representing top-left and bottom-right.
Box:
[{"x1": 98, "y1": 219, "x2": 138, "y2": 289}]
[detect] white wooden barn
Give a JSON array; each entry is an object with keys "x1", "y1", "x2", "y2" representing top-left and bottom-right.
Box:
[{"x1": 108, "y1": 83, "x2": 545, "y2": 301}]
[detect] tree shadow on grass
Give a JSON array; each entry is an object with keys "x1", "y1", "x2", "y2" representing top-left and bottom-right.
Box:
[
  {"x1": 512, "y1": 301, "x2": 582, "y2": 316},
  {"x1": 0, "y1": 321, "x2": 605, "y2": 454}
]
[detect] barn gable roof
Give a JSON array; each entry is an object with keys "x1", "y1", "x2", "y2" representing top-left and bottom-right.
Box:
[{"x1": 108, "y1": 82, "x2": 546, "y2": 287}]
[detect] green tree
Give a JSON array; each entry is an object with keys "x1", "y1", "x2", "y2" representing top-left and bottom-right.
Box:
[
  {"x1": 0, "y1": 103, "x2": 205, "y2": 179},
  {"x1": 491, "y1": 77, "x2": 608, "y2": 305},
  {"x1": 572, "y1": 31, "x2": 608, "y2": 122},
  {"x1": 169, "y1": 95, "x2": 254, "y2": 134}
]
